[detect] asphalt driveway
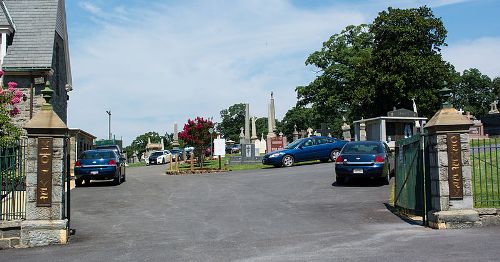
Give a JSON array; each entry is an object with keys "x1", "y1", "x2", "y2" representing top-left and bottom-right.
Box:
[{"x1": 2, "y1": 162, "x2": 500, "y2": 261}]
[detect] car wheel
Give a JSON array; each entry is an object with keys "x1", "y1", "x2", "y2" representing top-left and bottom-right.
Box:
[
  {"x1": 282, "y1": 155, "x2": 294, "y2": 167},
  {"x1": 113, "y1": 172, "x2": 122, "y2": 185},
  {"x1": 75, "y1": 178, "x2": 83, "y2": 187},
  {"x1": 336, "y1": 175, "x2": 345, "y2": 185},
  {"x1": 330, "y1": 150, "x2": 340, "y2": 162}
]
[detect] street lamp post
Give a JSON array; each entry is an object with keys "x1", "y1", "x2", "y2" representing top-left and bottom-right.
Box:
[
  {"x1": 208, "y1": 127, "x2": 214, "y2": 159},
  {"x1": 106, "y1": 110, "x2": 111, "y2": 140}
]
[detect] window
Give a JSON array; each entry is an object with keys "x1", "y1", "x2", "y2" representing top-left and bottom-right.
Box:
[{"x1": 302, "y1": 139, "x2": 315, "y2": 147}]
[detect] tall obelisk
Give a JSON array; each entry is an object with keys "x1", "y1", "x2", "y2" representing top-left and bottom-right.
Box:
[
  {"x1": 267, "y1": 92, "x2": 276, "y2": 138},
  {"x1": 172, "y1": 123, "x2": 180, "y2": 149},
  {"x1": 244, "y1": 103, "x2": 250, "y2": 144}
]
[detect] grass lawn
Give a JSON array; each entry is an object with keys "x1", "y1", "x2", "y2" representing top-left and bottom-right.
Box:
[
  {"x1": 127, "y1": 162, "x2": 146, "y2": 168},
  {"x1": 470, "y1": 138, "x2": 500, "y2": 147},
  {"x1": 472, "y1": 147, "x2": 500, "y2": 208}
]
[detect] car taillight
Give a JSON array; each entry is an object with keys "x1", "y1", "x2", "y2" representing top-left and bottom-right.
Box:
[
  {"x1": 336, "y1": 156, "x2": 344, "y2": 163},
  {"x1": 108, "y1": 159, "x2": 117, "y2": 166},
  {"x1": 75, "y1": 160, "x2": 81, "y2": 167},
  {"x1": 375, "y1": 155, "x2": 385, "y2": 163}
]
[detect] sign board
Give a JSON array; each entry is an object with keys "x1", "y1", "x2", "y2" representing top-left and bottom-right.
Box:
[
  {"x1": 447, "y1": 133, "x2": 463, "y2": 199},
  {"x1": 34, "y1": 77, "x2": 45, "y2": 85},
  {"x1": 37, "y1": 138, "x2": 53, "y2": 207},
  {"x1": 387, "y1": 108, "x2": 418, "y2": 118},
  {"x1": 270, "y1": 137, "x2": 285, "y2": 152},
  {"x1": 214, "y1": 138, "x2": 226, "y2": 157}
]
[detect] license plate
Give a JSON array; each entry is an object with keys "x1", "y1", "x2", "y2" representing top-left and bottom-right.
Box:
[
  {"x1": 90, "y1": 171, "x2": 99, "y2": 175},
  {"x1": 353, "y1": 169, "x2": 363, "y2": 174}
]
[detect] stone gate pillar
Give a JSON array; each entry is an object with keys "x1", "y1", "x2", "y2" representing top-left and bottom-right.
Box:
[
  {"x1": 21, "y1": 82, "x2": 69, "y2": 247},
  {"x1": 424, "y1": 88, "x2": 477, "y2": 229}
]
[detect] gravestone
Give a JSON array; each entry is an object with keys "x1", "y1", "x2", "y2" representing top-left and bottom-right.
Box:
[
  {"x1": 244, "y1": 104, "x2": 250, "y2": 143},
  {"x1": 267, "y1": 92, "x2": 277, "y2": 138},
  {"x1": 251, "y1": 116, "x2": 258, "y2": 143},
  {"x1": 316, "y1": 123, "x2": 332, "y2": 137},
  {"x1": 489, "y1": 100, "x2": 499, "y2": 114},
  {"x1": 259, "y1": 134, "x2": 267, "y2": 154},
  {"x1": 306, "y1": 127, "x2": 313, "y2": 137},
  {"x1": 239, "y1": 127, "x2": 245, "y2": 145},
  {"x1": 172, "y1": 123, "x2": 180, "y2": 149},
  {"x1": 292, "y1": 125, "x2": 299, "y2": 141},
  {"x1": 359, "y1": 119, "x2": 367, "y2": 141},
  {"x1": 342, "y1": 118, "x2": 351, "y2": 141}
]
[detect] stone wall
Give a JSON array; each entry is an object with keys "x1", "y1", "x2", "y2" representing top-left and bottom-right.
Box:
[
  {"x1": 428, "y1": 133, "x2": 473, "y2": 211},
  {"x1": 0, "y1": 221, "x2": 21, "y2": 249}
]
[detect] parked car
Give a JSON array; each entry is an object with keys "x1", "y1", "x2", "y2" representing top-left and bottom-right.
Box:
[
  {"x1": 148, "y1": 150, "x2": 171, "y2": 165},
  {"x1": 95, "y1": 144, "x2": 122, "y2": 155},
  {"x1": 262, "y1": 136, "x2": 348, "y2": 167},
  {"x1": 334, "y1": 141, "x2": 394, "y2": 185},
  {"x1": 226, "y1": 144, "x2": 240, "y2": 154},
  {"x1": 74, "y1": 149, "x2": 126, "y2": 187},
  {"x1": 170, "y1": 149, "x2": 183, "y2": 161}
]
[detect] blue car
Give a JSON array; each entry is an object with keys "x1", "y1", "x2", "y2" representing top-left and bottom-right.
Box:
[
  {"x1": 74, "y1": 149, "x2": 126, "y2": 187},
  {"x1": 262, "y1": 136, "x2": 348, "y2": 167},
  {"x1": 334, "y1": 141, "x2": 394, "y2": 185}
]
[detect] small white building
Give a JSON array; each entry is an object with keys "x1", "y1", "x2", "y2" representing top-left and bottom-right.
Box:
[{"x1": 353, "y1": 108, "x2": 427, "y2": 147}]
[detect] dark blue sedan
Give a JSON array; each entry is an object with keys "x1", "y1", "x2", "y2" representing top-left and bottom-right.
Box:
[
  {"x1": 262, "y1": 136, "x2": 348, "y2": 167},
  {"x1": 74, "y1": 149, "x2": 126, "y2": 187},
  {"x1": 334, "y1": 141, "x2": 394, "y2": 185}
]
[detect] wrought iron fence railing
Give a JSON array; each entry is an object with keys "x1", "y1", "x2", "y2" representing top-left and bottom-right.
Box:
[
  {"x1": 471, "y1": 138, "x2": 500, "y2": 208},
  {"x1": 0, "y1": 138, "x2": 27, "y2": 221}
]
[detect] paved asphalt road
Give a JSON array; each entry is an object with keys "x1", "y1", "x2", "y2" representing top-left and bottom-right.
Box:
[{"x1": 2, "y1": 162, "x2": 500, "y2": 261}]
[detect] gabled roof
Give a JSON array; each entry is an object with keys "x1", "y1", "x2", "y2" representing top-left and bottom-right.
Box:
[
  {"x1": 2, "y1": 0, "x2": 62, "y2": 70},
  {"x1": 0, "y1": 1, "x2": 15, "y2": 30}
]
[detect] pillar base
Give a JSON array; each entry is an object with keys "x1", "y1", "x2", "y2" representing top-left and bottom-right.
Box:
[
  {"x1": 20, "y1": 219, "x2": 68, "y2": 247},
  {"x1": 427, "y1": 210, "x2": 480, "y2": 229}
]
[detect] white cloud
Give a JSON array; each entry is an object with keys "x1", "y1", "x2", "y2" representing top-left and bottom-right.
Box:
[
  {"x1": 442, "y1": 37, "x2": 500, "y2": 78},
  {"x1": 69, "y1": 0, "x2": 367, "y2": 144}
]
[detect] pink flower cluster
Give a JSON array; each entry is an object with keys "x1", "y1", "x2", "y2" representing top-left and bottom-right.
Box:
[{"x1": 0, "y1": 76, "x2": 24, "y2": 117}]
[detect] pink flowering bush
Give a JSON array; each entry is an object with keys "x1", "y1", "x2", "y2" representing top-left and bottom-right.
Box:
[
  {"x1": 179, "y1": 117, "x2": 215, "y2": 166},
  {"x1": 0, "y1": 70, "x2": 25, "y2": 145}
]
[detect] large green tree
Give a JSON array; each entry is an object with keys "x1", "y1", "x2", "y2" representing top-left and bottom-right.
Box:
[
  {"x1": 297, "y1": 6, "x2": 455, "y2": 130},
  {"x1": 280, "y1": 106, "x2": 316, "y2": 140},
  {"x1": 492, "y1": 77, "x2": 500, "y2": 98},
  {"x1": 297, "y1": 24, "x2": 374, "y2": 130},
  {"x1": 370, "y1": 6, "x2": 454, "y2": 117},
  {"x1": 452, "y1": 68, "x2": 494, "y2": 117},
  {"x1": 218, "y1": 103, "x2": 245, "y2": 142},
  {"x1": 124, "y1": 131, "x2": 162, "y2": 159}
]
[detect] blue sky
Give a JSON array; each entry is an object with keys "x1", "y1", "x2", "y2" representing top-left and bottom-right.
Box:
[{"x1": 65, "y1": 0, "x2": 500, "y2": 145}]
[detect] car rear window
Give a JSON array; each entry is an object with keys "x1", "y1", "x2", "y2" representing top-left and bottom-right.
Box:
[
  {"x1": 342, "y1": 143, "x2": 383, "y2": 154},
  {"x1": 81, "y1": 151, "x2": 115, "y2": 159},
  {"x1": 150, "y1": 152, "x2": 163, "y2": 157}
]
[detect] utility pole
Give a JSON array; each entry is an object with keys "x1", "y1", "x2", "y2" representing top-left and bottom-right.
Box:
[{"x1": 106, "y1": 110, "x2": 111, "y2": 140}]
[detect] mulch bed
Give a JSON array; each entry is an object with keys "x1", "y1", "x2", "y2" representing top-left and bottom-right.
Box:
[{"x1": 166, "y1": 169, "x2": 229, "y2": 175}]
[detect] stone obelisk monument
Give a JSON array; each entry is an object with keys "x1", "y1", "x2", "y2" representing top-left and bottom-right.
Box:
[
  {"x1": 267, "y1": 92, "x2": 276, "y2": 138},
  {"x1": 244, "y1": 103, "x2": 250, "y2": 144},
  {"x1": 172, "y1": 123, "x2": 180, "y2": 149}
]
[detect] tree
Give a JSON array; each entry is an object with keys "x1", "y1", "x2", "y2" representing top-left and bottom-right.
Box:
[
  {"x1": 370, "y1": 6, "x2": 454, "y2": 118},
  {"x1": 178, "y1": 117, "x2": 214, "y2": 166},
  {"x1": 218, "y1": 103, "x2": 245, "y2": 142},
  {"x1": 280, "y1": 106, "x2": 315, "y2": 140},
  {"x1": 124, "y1": 131, "x2": 162, "y2": 160},
  {"x1": 0, "y1": 79, "x2": 24, "y2": 146},
  {"x1": 492, "y1": 77, "x2": 500, "y2": 98},
  {"x1": 297, "y1": 24, "x2": 374, "y2": 127},
  {"x1": 255, "y1": 117, "x2": 268, "y2": 140},
  {"x1": 452, "y1": 68, "x2": 493, "y2": 117}
]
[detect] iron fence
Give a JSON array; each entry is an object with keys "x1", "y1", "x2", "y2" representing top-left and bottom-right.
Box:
[
  {"x1": 0, "y1": 138, "x2": 27, "y2": 221},
  {"x1": 471, "y1": 138, "x2": 500, "y2": 208}
]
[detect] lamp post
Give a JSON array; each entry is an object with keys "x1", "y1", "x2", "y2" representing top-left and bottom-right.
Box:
[
  {"x1": 106, "y1": 110, "x2": 111, "y2": 140},
  {"x1": 208, "y1": 127, "x2": 214, "y2": 159}
]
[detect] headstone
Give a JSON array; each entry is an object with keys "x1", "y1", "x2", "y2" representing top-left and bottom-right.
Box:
[
  {"x1": 245, "y1": 103, "x2": 250, "y2": 143},
  {"x1": 214, "y1": 137, "x2": 226, "y2": 157},
  {"x1": 316, "y1": 123, "x2": 332, "y2": 137},
  {"x1": 251, "y1": 116, "x2": 258, "y2": 143},
  {"x1": 254, "y1": 139, "x2": 261, "y2": 155},
  {"x1": 299, "y1": 130, "x2": 306, "y2": 139},
  {"x1": 359, "y1": 119, "x2": 367, "y2": 141},
  {"x1": 172, "y1": 123, "x2": 180, "y2": 149},
  {"x1": 267, "y1": 92, "x2": 276, "y2": 138},
  {"x1": 306, "y1": 127, "x2": 313, "y2": 137},
  {"x1": 489, "y1": 100, "x2": 499, "y2": 114},
  {"x1": 342, "y1": 121, "x2": 351, "y2": 141},
  {"x1": 241, "y1": 144, "x2": 256, "y2": 158},
  {"x1": 292, "y1": 125, "x2": 299, "y2": 141},
  {"x1": 268, "y1": 137, "x2": 285, "y2": 152},
  {"x1": 259, "y1": 134, "x2": 267, "y2": 154}
]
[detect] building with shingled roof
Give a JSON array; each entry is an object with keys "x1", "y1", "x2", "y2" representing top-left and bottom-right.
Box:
[{"x1": 0, "y1": 0, "x2": 71, "y2": 128}]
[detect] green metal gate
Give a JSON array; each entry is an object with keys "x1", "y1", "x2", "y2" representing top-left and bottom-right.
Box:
[
  {"x1": 471, "y1": 138, "x2": 499, "y2": 208},
  {"x1": 394, "y1": 134, "x2": 431, "y2": 223},
  {"x1": 0, "y1": 139, "x2": 27, "y2": 221}
]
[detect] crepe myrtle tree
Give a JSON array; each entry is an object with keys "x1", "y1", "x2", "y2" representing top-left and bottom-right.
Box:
[
  {"x1": 179, "y1": 117, "x2": 215, "y2": 167},
  {"x1": 0, "y1": 70, "x2": 25, "y2": 146}
]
